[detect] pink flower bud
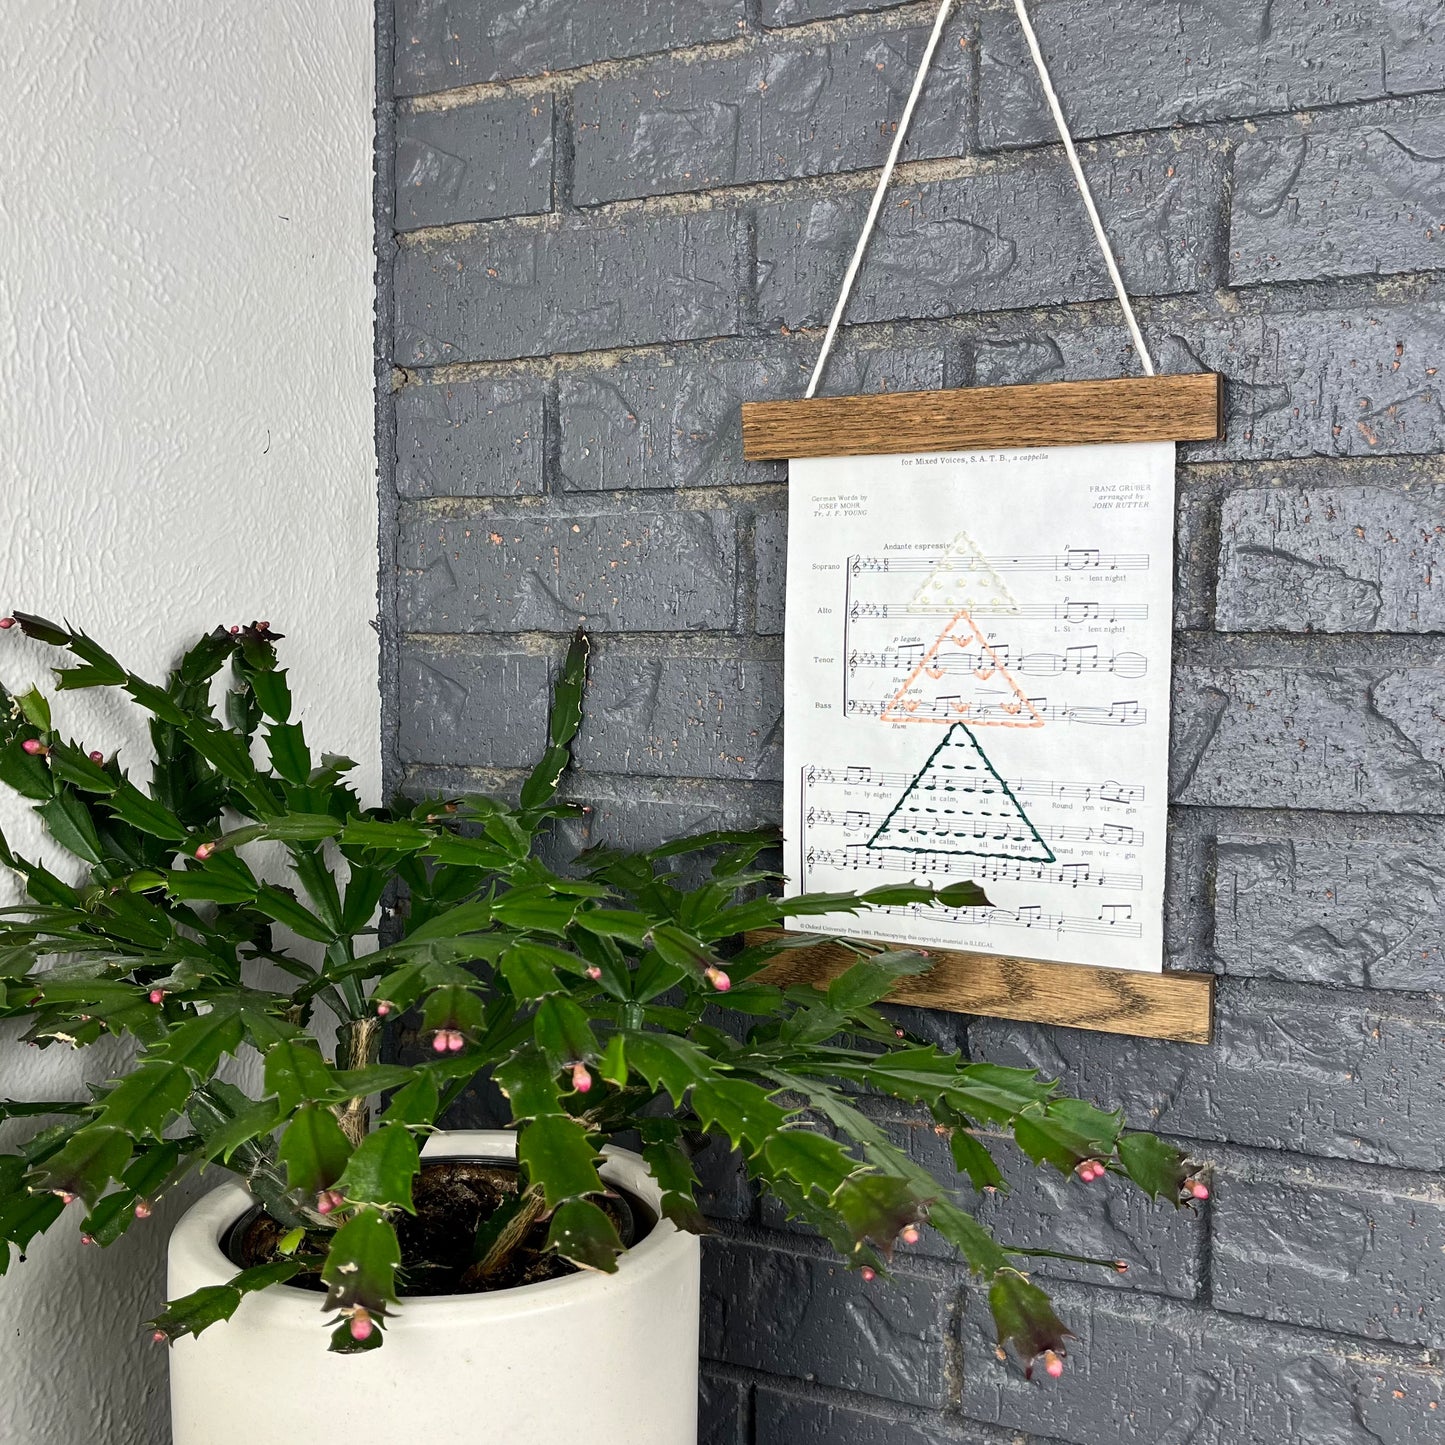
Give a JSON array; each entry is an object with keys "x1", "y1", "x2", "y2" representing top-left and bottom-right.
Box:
[
  {"x1": 135, "y1": 1200, "x2": 152, "y2": 1220},
  {"x1": 704, "y1": 966, "x2": 731, "y2": 993},
  {"x1": 571, "y1": 1062, "x2": 592, "y2": 1094},
  {"x1": 149, "y1": 989, "x2": 166, "y2": 1005},
  {"x1": 259, "y1": 621, "x2": 271, "y2": 631},
  {"x1": 317, "y1": 1191, "x2": 336, "y2": 1215},
  {"x1": 21, "y1": 739, "x2": 44, "y2": 756},
  {"x1": 229, "y1": 625, "x2": 240, "y2": 635},
  {"x1": 860, "y1": 1266, "x2": 876, "y2": 1282},
  {"x1": 446, "y1": 1029, "x2": 465, "y2": 1053},
  {"x1": 152, "y1": 1330, "x2": 168, "y2": 1344},
  {"x1": 894, "y1": 1029, "x2": 906, "y2": 1038},
  {"x1": 1044, "y1": 1350, "x2": 1065, "y2": 1379},
  {"x1": 900, "y1": 1224, "x2": 920, "y2": 1246},
  {"x1": 89, "y1": 750, "x2": 104, "y2": 764},
  {"x1": 585, "y1": 965, "x2": 602, "y2": 980},
  {"x1": 432, "y1": 1031, "x2": 449, "y2": 1054},
  {"x1": 1188, "y1": 1179, "x2": 1210, "y2": 1201},
  {"x1": 80, "y1": 1233, "x2": 94, "y2": 1246},
  {"x1": 58, "y1": 1191, "x2": 76, "y2": 1205},
  {"x1": 195, "y1": 842, "x2": 215, "y2": 861},
  {"x1": 375, "y1": 1001, "x2": 391, "y2": 1016},
  {"x1": 349, "y1": 1309, "x2": 373, "y2": 1342},
  {"x1": 1115, "y1": 1260, "x2": 1129, "y2": 1274},
  {"x1": 1076, "y1": 1159, "x2": 1103, "y2": 1182},
  {"x1": 0, "y1": 617, "x2": 14, "y2": 629}
]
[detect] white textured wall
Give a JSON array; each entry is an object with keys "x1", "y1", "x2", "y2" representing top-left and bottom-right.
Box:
[{"x1": 0, "y1": 5, "x2": 377, "y2": 1440}]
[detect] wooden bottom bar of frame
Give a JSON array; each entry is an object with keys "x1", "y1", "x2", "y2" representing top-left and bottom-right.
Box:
[{"x1": 749, "y1": 930, "x2": 1214, "y2": 1045}]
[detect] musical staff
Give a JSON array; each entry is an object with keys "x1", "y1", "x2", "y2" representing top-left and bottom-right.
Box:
[
  {"x1": 848, "y1": 599, "x2": 1149, "y2": 623},
  {"x1": 848, "y1": 643, "x2": 1147, "y2": 680},
  {"x1": 802, "y1": 806, "x2": 1142, "y2": 849},
  {"x1": 802, "y1": 764, "x2": 1145, "y2": 806},
  {"x1": 866, "y1": 900, "x2": 1143, "y2": 940},
  {"x1": 846, "y1": 697, "x2": 1147, "y2": 726},
  {"x1": 851, "y1": 549, "x2": 1149, "y2": 575},
  {"x1": 804, "y1": 846, "x2": 1142, "y2": 891}
]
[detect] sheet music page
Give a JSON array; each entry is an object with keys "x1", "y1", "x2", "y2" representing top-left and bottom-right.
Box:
[{"x1": 782, "y1": 441, "x2": 1176, "y2": 973}]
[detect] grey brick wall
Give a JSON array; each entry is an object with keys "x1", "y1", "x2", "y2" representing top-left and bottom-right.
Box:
[{"x1": 377, "y1": 2, "x2": 1445, "y2": 1439}]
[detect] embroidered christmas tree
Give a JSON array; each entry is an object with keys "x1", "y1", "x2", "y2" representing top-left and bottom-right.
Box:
[
  {"x1": 909, "y1": 526, "x2": 1020, "y2": 618},
  {"x1": 882, "y1": 609, "x2": 1044, "y2": 727},
  {"x1": 867, "y1": 722, "x2": 1055, "y2": 862}
]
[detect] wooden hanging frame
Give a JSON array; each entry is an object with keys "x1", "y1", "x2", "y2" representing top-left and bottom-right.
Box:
[{"x1": 743, "y1": 372, "x2": 1222, "y2": 1045}]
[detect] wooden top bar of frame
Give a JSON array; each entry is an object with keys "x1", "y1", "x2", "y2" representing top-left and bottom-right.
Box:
[
  {"x1": 740, "y1": 373, "x2": 1223, "y2": 460},
  {"x1": 749, "y1": 930, "x2": 1215, "y2": 1044}
]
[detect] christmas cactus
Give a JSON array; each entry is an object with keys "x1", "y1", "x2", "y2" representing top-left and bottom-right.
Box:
[{"x1": 0, "y1": 615, "x2": 1202, "y2": 1372}]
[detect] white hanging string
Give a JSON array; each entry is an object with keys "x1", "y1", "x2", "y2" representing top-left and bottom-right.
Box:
[
  {"x1": 806, "y1": 0, "x2": 1154, "y2": 398},
  {"x1": 1010, "y1": 0, "x2": 1154, "y2": 375},
  {"x1": 805, "y1": 0, "x2": 955, "y2": 398}
]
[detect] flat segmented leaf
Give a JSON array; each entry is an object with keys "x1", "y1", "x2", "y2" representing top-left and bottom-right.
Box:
[
  {"x1": 690, "y1": 1079, "x2": 789, "y2": 1153},
  {"x1": 94, "y1": 1063, "x2": 191, "y2": 1138},
  {"x1": 37, "y1": 794, "x2": 104, "y2": 866},
  {"x1": 639, "y1": 1140, "x2": 705, "y2": 1233},
  {"x1": 263, "y1": 1039, "x2": 334, "y2": 1111},
  {"x1": 278, "y1": 1104, "x2": 353, "y2": 1195},
  {"x1": 104, "y1": 782, "x2": 186, "y2": 841},
  {"x1": 989, "y1": 1268, "x2": 1072, "y2": 1375},
  {"x1": 533, "y1": 996, "x2": 596, "y2": 1069},
  {"x1": 380, "y1": 1073, "x2": 439, "y2": 1127},
  {"x1": 321, "y1": 1207, "x2": 400, "y2": 1315},
  {"x1": 151, "y1": 1009, "x2": 246, "y2": 1077},
  {"x1": 0, "y1": 736, "x2": 55, "y2": 799},
  {"x1": 1116, "y1": 1132, "x2": 1190, "y2": 1203},
  {"x1": 546, "y1": 1198, "x2": 622, "y2": 1272},
  {"x1": 493, "y1": 1050, "x2": 564, "y2": 1121},
  {"x1": 333, "y1": 1125, "x2": 418, "y2": 1213},
  {"x1": 517, "y1": 1115, "x2": 604, "y2": 1210},
  {"x1": 26, "y1": 1125, "x2": 131, "y2": 1208},
  {"x1": 254, "y1": 885, "x2": 334, "y2": 942},
  {"x1": 150, "y1": 1260, "x2": 303, "y2": 1343},
  {"x1": 825, "y1": 950, "x2": 934, "y2": 1014},
  {"x1": 762, "y1": 1129, "x2": 859, "y2": 1203},
  {"x1": 47, "y1": 746, "x2": 116, "y2": 795},
  {"x1": 622, "y1": 1033, "x2": 713, "y2": 1105}
]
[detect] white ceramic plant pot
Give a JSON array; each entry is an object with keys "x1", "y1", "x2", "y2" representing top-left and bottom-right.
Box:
[{"x1": 167, "y1": 1131, "x2": 700, "y2": 1445}]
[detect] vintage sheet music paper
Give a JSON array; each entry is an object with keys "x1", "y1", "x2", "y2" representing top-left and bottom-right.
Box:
[{"x1": 783, "y1": 442, "x2": 1176, "y2": 973}]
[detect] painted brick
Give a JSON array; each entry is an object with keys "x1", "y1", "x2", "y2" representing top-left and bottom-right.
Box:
[
  {"x1": 1214, "y1": 829, "x2": 1445, "y2": 992},
  {"x1": 396, "y1": 642, "x2": 551, "y2": 767},
  {"x1": 394, "y1": 0, "x2": 747, "y2": 95},
  {"x1": 754, "y1": 1385, "x2": 1021, "y2": 1444},
  {"x1": 394, "y1": 210, "x2": 743, "y2": 363},
  {"x1": 1211, "y1": 1156, "x2": 1445, "y2": 1346},
  {"x1": 575, "y1": 652, "x2": 783, "y2": 780},
  {"x1": 969, "y1": 981, "x2": 1445, "y2": 1170},
  {"x1": 1217, "y1": 485, "x2": 1445, "y2": 633},
  {"x1": 395, "y1": 95, "x2": 553, "y2": 230},
  {"x1": 397, "y1": 506, "x2": 738, "y2": 633},
  {"x1": 700, "y1": 1371, "x2": 749, "y2": 1445},
  {"x1": 556, "y1": 343, "x2": 941, "y2": 493},
  {"x1": 761, "y1": 0, "x2": 914, "y2": 25},
  {"x1": 754, "y1": 509, "x2": 786, "y2": 635},
  {"x1": 572, "y1": 16, "x2": 971, "y2": 204},
  {"x1": 395, "y1": 378, "x2": 546, "y2": 498},
  {"x1": 959, "y1": 1284, "x2": 1445, "y2": 1445},
  {"x1": 1170, "y1": 662, "x2": 1445, "y2": 814},
  {"x1": 756, "y1": 135, "x2": 1227, "y2": 328},
  {"x1": 952, "y1": 296, "x2": 1445, "y2": 465},
  {"x1": 906, "y1": 1122, "x2": 1204, "y2": 1301},
  {"x1": 1231, "y1": 98, "x2": 1445, "y2": 287},
  {"x1": 701, "y1": 1236, "x2": 953, "y2": 1407},
  {"x1": 977, "y1": 0, "x2": 1445, "y2": 150}
]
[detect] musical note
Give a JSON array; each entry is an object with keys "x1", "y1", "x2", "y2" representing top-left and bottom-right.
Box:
[
  {"x1": 848, "y1": 550, "x2": 1149, "y2": 575},
  {"x1": 801, "y1": 765, "x2": 1145, "y2": 806},
  {"x1": 799, "y1": 806, "x2": 1142, "y2": 850},
  {"x1": 849, "y1": 600, "x2": 1150, "y2": 622},
  {"x1": 802, "y1": 846, "x2": 1143, "y2": 891},
  {"x1": 845, "y1": 697, "x2": 1147, "y2": 726},
  {"x1": 847, "y1": 644, "x2": 1147, "y2": 680}
]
